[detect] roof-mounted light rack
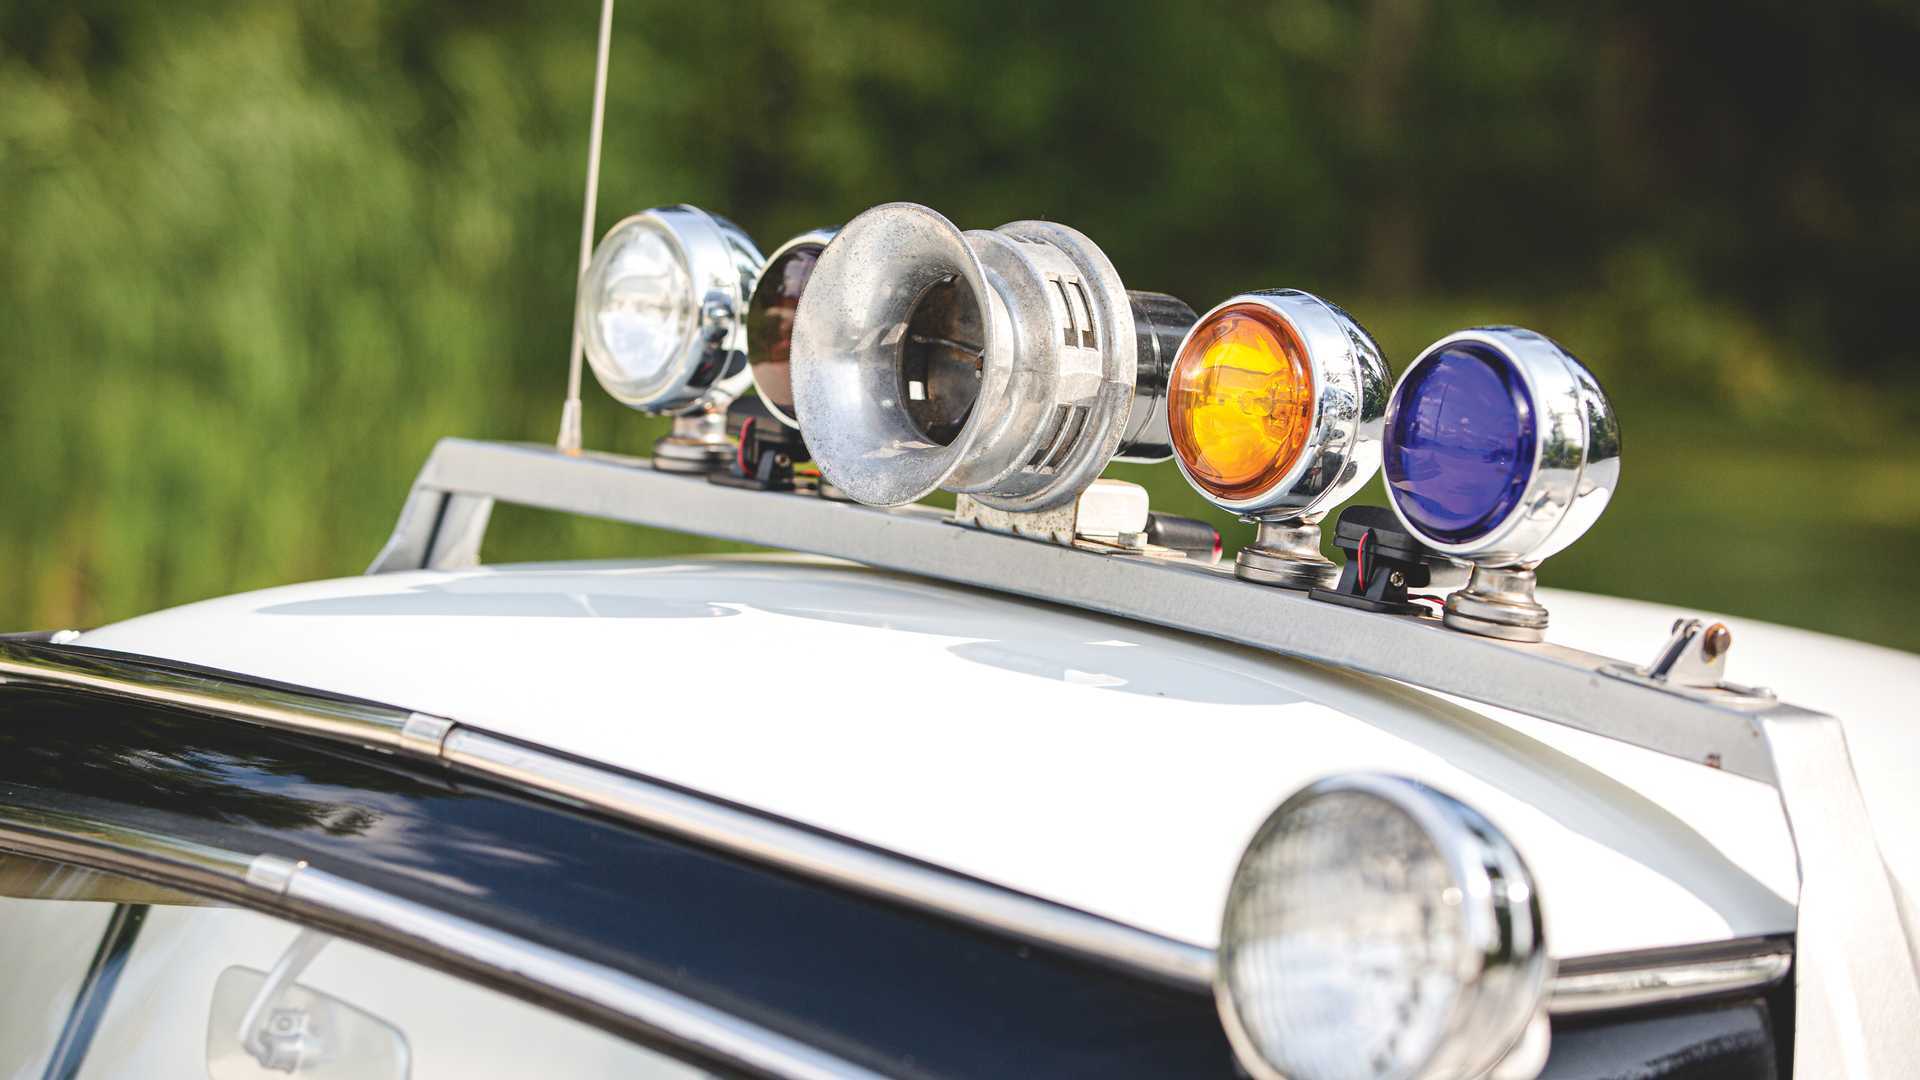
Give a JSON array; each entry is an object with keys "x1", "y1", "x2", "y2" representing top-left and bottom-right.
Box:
[
  {"x1": 375, "y1": 438, "x2": 1758, "y2": 780},
  {"x1": 368, "y1": 436, "x2": 1918, "y2": 1076}
]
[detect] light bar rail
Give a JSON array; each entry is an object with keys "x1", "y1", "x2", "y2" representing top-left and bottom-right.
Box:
[{"x1": 375, "y1": 439, "x2": 1779, "y2": 781}]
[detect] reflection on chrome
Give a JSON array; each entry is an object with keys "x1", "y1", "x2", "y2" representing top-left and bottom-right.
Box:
[{"x1": 1549, "y1": 946, "x2": 1792, "y2": 1015}]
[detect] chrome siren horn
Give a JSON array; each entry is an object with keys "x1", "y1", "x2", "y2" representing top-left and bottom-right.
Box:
[{"x1": 788, "y1": 202, "x2": 1194, "y2": 510}]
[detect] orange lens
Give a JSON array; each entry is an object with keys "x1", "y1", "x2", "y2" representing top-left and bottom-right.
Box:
[{"x1": 1169, "y1": 304, "x2": 1314, "y2": 502}]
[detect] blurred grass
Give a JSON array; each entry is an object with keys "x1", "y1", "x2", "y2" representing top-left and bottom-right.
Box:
[{"x1": 3, "y1": 1, "x2": 1918, "y2": 653}]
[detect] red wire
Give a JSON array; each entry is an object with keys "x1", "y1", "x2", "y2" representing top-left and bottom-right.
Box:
[
  {"x1": 1356, "y1": 529, "x2": 1371, "y2": 590},
  {"x1": 735, "y1": 417, "x2": 754, "y2": 475}
]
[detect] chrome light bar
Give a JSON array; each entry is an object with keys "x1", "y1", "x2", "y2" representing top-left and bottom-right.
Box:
[{"x1": 370, "y1": 439, "x2": 1768, "y2": 779}]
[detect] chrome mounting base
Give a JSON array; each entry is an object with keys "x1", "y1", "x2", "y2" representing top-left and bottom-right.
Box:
[
  {"x1": 1444, "y1": 564, "x2": 1550, "y2": 642},
  {"x1": 651, "y1": 412, "x2": 734, "y2": 474},
  {"x1": 1234, "y1": 519, "x2": 1337, "y2": 590}
]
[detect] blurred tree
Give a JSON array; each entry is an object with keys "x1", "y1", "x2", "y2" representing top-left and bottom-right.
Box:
[{"x1": 1, "y1": 0, "x2": 1916, "y2": 646}]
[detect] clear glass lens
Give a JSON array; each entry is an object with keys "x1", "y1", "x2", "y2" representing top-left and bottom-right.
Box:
[
  {"x1": 581, "y1": 220, "x2": 696, "y2": 403},
  {"x1": 1222, "y1": 789, "x2": 1466, "y2": 1080}
]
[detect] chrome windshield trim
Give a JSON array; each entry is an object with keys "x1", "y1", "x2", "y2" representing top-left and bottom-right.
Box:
[
  {"x1": 0, "y1": 639, "x2": 412, "y2": 752},
  {"x1": 0, "y1": 812, "x2": 884, "y2": 1080},
  {"x1": 0, "y1": 804, "x2": 256, "y2": 893},
  {"x1": 1550, "y1": 952, "x2": 1793, "y2": 1015},
  {"x1": 0, "y1": 640, "x2": 1812, "y2": 1009},
  {"x1": 0, "y1": 736, "x2": 1803, "y2": 1032},
  {"x1": 0, "y1": 639, "x2": 1215, "y2": 988},
  {"x1": 272, "y1": 860, "x2": 885, "y2": 1080},
  {"x1": 0, "y1": 650, "x2": 1820, "y2": 1022},
  {"x1": 439, "y1": 727, "x2": 1217, "y2": 987},
  {"x1": 1547, "y1": 937, "x2": 1793, "y2": 1015}
]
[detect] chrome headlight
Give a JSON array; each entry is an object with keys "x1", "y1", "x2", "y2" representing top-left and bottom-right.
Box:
[
  {"x1": 576, "y1": 205, "x2": 763, "y2": 414},
  {"x1": 1218, "y1": 775, "x2": 1548, "y2": 1080}
]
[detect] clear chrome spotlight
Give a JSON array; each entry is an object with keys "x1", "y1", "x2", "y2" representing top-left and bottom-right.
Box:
[
  {"x1": 1218, "y1": 774, "x2": 1549, "y2": 1080},
  {"x1": 576, "y1": 205, "x2": 764, "y2": 471},
  {"x1": 1383, "y1": 327, "x2": 1620, "y2": 640},
  {"x1": 745, "y1": 227, "x2": 838, "y2": 429},
  {"x1": 788, "y1": 202, "x2": 1195, "y2": 511},
  {"x1": 1166, "y1": 291, "x2": 1390, "y2": 589}
]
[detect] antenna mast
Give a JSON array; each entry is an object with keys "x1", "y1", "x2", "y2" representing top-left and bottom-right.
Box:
[{"x1": 556, "y1": 0, "x2": 616, "y2": 454}]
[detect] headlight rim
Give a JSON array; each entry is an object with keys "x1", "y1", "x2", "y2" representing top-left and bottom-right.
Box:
[
  {"x1": 1167, "y1": 289, "x2": 1390, "y2": 523},
  {"x1": 1381, "y1": 325, "x2": 1619, "y2": 566},
  {"x1": 577, "y1": 203, "x2": 764, "y2": 416},
  {"x1": 1215, "y1": 773, "x2": 1550, "y2": 1080}
]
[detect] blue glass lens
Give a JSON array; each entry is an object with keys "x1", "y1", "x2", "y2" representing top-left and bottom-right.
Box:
[{"x1": 1385, "y1": 343, "x2": 1536, "y2": 544}]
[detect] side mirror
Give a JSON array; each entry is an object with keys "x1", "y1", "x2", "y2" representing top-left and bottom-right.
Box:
[{"x1": 206, "y1": 931, "x2": 409, "y2": 1079}]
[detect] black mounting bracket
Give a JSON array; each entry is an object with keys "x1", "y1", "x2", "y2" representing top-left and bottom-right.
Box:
[
  {"x1": 1308, "y1": 505, "x2": 1456, "y2": 615},
  {"x1": 709, "y1": 397, "x2": 812, "y2": 493}
]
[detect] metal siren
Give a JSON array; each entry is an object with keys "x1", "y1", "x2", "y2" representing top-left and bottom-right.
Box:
[
  {"x1": 1166, "y1": 291, "x2": 1390, "y2": 588},
  {"x1": 1382, "y1": 326, "x2": 1620, "y2": 640},
  {"x1": 575, "y1": 204, "x2": 764, "y2": 472},
  {"x1": 745, "y1": 227, "x2": 839, "y2": 429},
  {"x1": 787, "y1": 202, "x2": 1195, "y2": 511}
]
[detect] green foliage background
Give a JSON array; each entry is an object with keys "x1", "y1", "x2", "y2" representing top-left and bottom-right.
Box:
[{"x1": 3, "y1": 1, "x2": 1918, "y2": 650}]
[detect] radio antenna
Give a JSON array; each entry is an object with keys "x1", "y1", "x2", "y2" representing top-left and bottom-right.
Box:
[{"x1": 556, "y1": 0, "x2": 615, "y2": 455}]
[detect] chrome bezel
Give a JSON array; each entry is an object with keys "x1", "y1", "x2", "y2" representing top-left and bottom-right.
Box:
[
  {"x1": 1167, "y1": 290, "x2": 1389, "y2": 523},
  {"x1": 790, "y1": 202, "x2": 1142, "y2": 511},
  {"x1": 1383, "y1": 326, "x2": 1620, "y2": 566},
  {"x1": 1216, "y1": 773, "x2": 1549, "y2": 1080},
  {"x1": 576, "y1": 204, "x2": 764, "y2": 415},
  {"x1": 791, "y1": 202, "x2": 1007, "y2": 507},
  {"x1": 745, "y1": 226, "x2": 839, "y2": 429}
]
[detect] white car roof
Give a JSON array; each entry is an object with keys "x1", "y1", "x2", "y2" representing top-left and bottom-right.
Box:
[{"x1": 76, "y1": 555, "x2": 1914, "y2": 961}]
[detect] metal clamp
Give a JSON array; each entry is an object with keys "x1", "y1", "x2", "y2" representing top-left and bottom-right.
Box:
[{"x1": 1601, "y1": 617, "x2": 1776, "y2": 704}]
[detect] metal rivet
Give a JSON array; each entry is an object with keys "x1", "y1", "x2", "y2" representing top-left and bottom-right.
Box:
[{"x1": 1702, "y1": 623, "x2": 1731, "y2": 661}]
